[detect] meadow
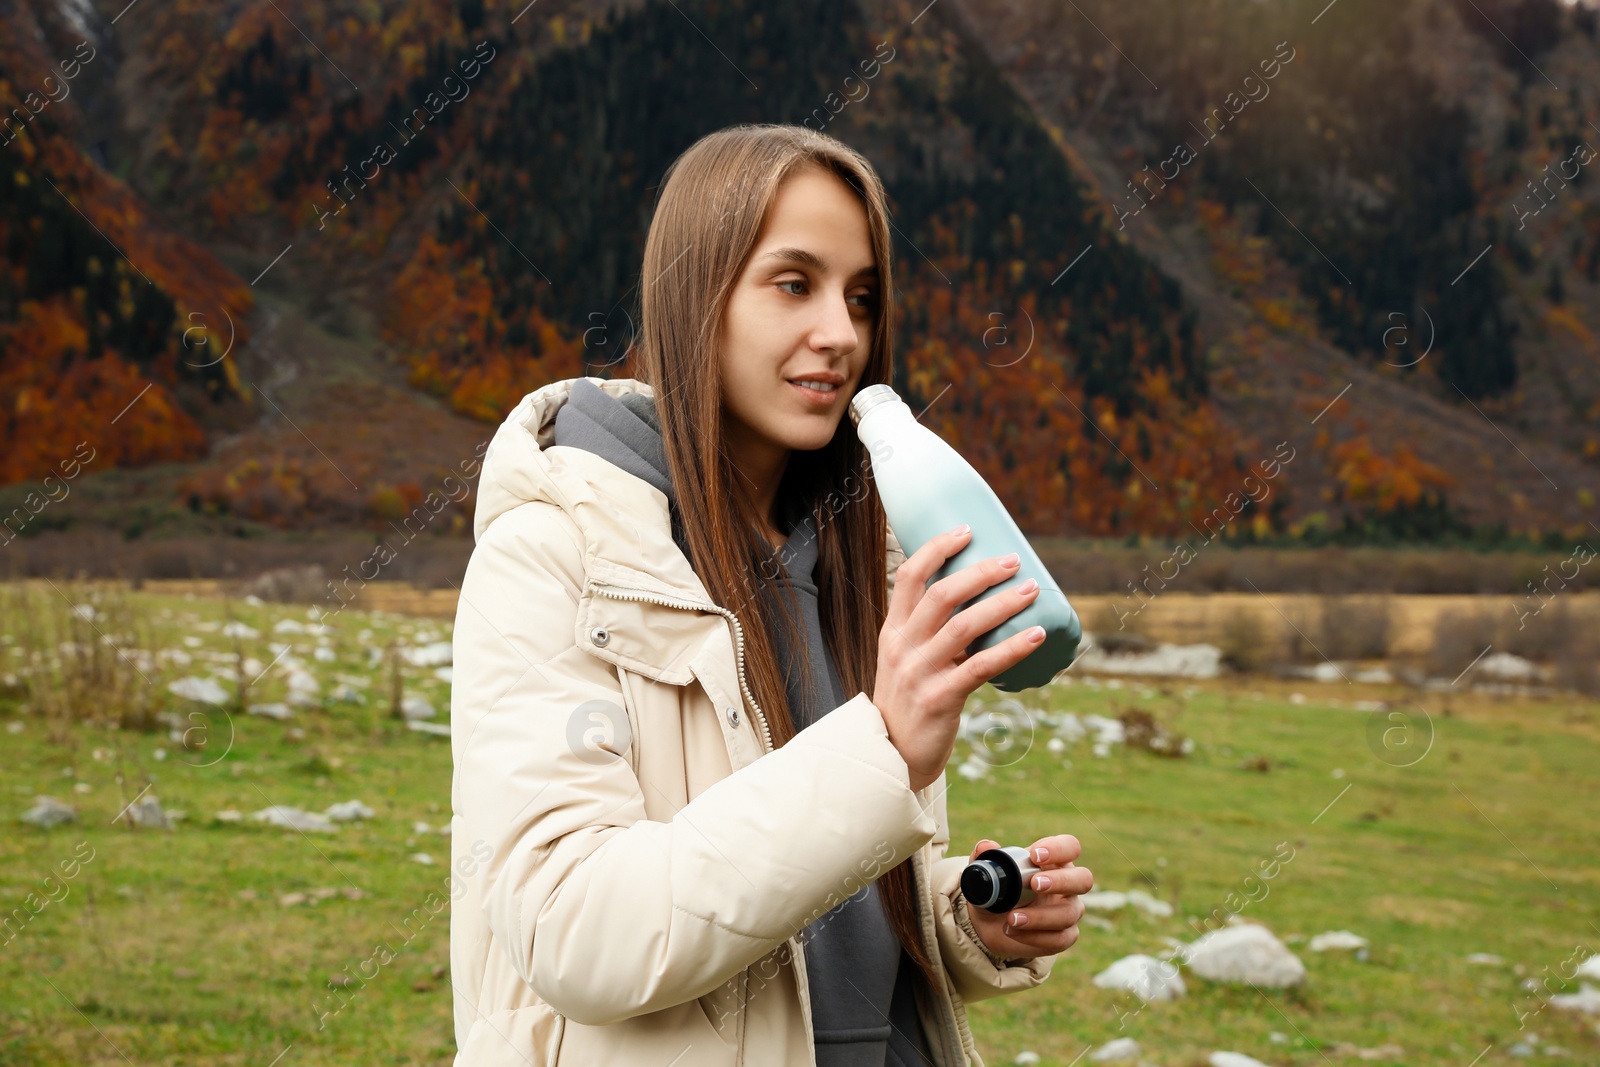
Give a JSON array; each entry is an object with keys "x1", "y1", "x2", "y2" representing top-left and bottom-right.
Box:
[{"x1": 1, "y1": 583, "x2": 1595, "y2": 1066}]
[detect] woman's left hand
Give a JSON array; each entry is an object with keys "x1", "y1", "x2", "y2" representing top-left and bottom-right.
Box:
[{"x1": 963, "y1": 835, "x2": 1093, "y2": 961}]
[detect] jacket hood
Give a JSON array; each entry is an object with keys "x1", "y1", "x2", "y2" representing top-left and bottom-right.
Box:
[{"x1": 475, "y1": 376, "x2": 713, "y2": 605}]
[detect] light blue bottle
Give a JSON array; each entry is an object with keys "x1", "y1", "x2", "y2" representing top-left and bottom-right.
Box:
[{"x1": 850, "y1": 384, "x2": 1081, "y2": 691}]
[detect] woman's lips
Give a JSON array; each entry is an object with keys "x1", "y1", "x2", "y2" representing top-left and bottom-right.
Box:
[{"x1": 787, "y1": 380, "x2": 840, "y2": 407}]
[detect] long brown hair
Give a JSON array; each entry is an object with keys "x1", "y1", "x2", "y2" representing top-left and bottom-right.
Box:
[{"x1": 623, "y1": 123, "x2": 938, "y2": 992}]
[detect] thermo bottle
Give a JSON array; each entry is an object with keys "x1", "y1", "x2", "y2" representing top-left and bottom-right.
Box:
[
  {"x1": 961, "y1": 846, "x2": 1042, "y2": 914},
  {"x1": 849, "y1": 384, "x2": 1081, "y2": 691}
]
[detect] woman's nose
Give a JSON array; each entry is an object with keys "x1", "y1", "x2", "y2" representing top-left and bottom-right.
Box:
[{"x1": 811, "y1": 292, "x2": 860, "y2": 352}]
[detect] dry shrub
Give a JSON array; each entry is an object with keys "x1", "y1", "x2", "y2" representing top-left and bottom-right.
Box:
[
  {"x1": 1425, "y1": 607, "x2": 1502, "y2": 680},
  {"x1": 1085, "y1": 600, "x2": 1157, "y2": 654},
  {"x1": 1117, "y1": 706, "x2": 1189, "y2": 757},
  {"x1": 235, "y1": 564, "x2": 329, "y2": 603},
  {"x1": 2, "y1": 582, "x2": 167, "y2": 740},
  {"x1": 1314, "y1": 595, "x2": 1394, "y2": 661},
  {"x1": 1217, "y1": 605, "x2": 1270, "y2": 673},
  {"x1": 1505, "y1": 599, "x2": 1600, "y2": 696}
]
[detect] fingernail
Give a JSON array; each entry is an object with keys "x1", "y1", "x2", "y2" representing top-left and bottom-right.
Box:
[
  {"x1": 1033, "y1": 847, "x2": 1048, "y2": 864},
  {"x1": 1027, "y1": 627, "x2": 1046, "y2": 642},
  {"x1": 1017, "y1": 578, "x2": 1038, "y2": 595},
  {"x1": 952, "y1": 523, "x2": 971, "y2": 537},
  {"x1": 1034, "y1": 874, "x2": 1051, "y2": 892},
  {"x1": 1010, "y1": 912, "x2": 1027, "y2": 927},
  {"x1": 999, "y1": 551, "x2": 1020, "y2": 567}
]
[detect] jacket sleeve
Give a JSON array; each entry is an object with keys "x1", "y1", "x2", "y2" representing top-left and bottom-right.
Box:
[
  {"x1": 924, "y1": 770, "x2": 1056, "y2": 1001},
  {"x1": 453, "y1": 500, "x2": 940, "y2": 1027}
]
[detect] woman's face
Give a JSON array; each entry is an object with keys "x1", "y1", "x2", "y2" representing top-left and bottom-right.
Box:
[{"x1": 719, "y1": 164, "x2": 878, "y2": 463}]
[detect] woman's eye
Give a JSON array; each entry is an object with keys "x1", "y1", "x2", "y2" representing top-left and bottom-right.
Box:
[
  {"x1": 777, "y1": 279, "x2": 807, "y2": 296},
  {"x1": 848, "y1": 292, "x2": 877, "y2": 309}
]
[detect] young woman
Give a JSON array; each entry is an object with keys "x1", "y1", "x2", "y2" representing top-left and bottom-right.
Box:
[{"x1": 448, "y1": 123, "x2": 1093, "y2": 1067}]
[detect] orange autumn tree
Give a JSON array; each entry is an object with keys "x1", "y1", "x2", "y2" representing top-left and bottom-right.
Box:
[
  {"x1": 1325, "y1": 433, "x2": 1454, "y2": 514},
  {"x1": 898, "y1": 286, "x2": 1258, "y2": 538},
  {"x1": 0, "y1": 66, "x2": 252, "y2": 487},
  {"x1": 384, "y1": 231, "x2": 588, "y2": 421}
]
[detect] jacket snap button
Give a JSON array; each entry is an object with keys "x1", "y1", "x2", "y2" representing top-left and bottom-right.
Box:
[
  {"x1": 726, "y1": 706, "x2": 740, "y2": 728},
  {"x1": 590, "y1": 627, "x2": 610, "y2": 648}
]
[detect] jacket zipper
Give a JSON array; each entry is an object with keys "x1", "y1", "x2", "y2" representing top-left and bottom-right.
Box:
[
  {"x1": 593, "y1": 580, "x2": 973, "y2": 1065},
  {"x1": 591, "y1": 580, "x2": 778, "y2": 1066},
  {"x1": 589, "y1": 582, "x2": 775, "y2": 754}
]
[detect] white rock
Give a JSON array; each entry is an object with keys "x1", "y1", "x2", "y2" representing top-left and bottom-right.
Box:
[
  {"x1": 1012, "y1": 1054, "x2": 1040, "y2": 1066},
  {"x1": 1549, "y1": 984, "x2": 1600, "y2": 1014},
  {"x1": 314, "y1": 646, "x2": 337, "y2": 662},
  {"x1": 1209, "y1": 1054, "x2": 1275, "y2": 1067},
  {"x1": 1574, "y1": 955, "x2": 1600, "y2": 981},
  {"x1": 274, "y1": 619, "x2": 307, "y2": 634},
  {"x1": 248, "y1": 702, "x2": 294, "y2": 721},
  {"x1": 221, "y1": 621, "x2": 259, "y2": 639},
  {"x1": 433, "y1": 666, "x2": 454, "y2": 683},
  {"x1": 413, "y1": 821, "x2": 432, "y2": 835},
  {"x1": 956, "y1": 755, "x2": 990, "y2": 781},
  {"x1": 400, "y1": 693, "x2": 436, "y2": 720},
  {"x1": 1126, "y1": 888, "x2": 1174, "y2": 917},
  {"x1": 402, "y1": 641, "x2": 453, "y2": 667},
  {"x1": 1465, "y1": 953, "x2": 1505, "y2": 965},
  {"x1": 72, "y1": 603, "x2": 97, "y2": 621},
  {"x1": 1082, "y1": 915, "x2": 1116, "y2": 932},
  {"x1": 1046, "y1": 737, "x2": 1066, "y2": 754},
  {"x1": 1089, "y1": 1037, "x2": 1141, "y2": 1062},
  {"x1": 1082, "y1": 714, "x2": 1125, "y2": 745},
  {"x1": 329, "y1": 684, "x2": 366, "y2": 704},
  {"x1": 20, "y1": 795, "x2": 77, "y2": 827},
  {"x1": 119, "y1": 794, "x2": 172, "y2": 829},
  {"x1": 1053, "y1": 713, "x2": 1087, "y2": 743},
  {"x1": 1309, "y1": 930, "x2": 1368, "y2": 952},
  {"x1": 324, "y1": 799, "x2": 375, "y2": 822},
  {"x1": 1082, "y1": 890, "x2": 1128, "y2": 912},
  {"x1": 1092, "y1": 954, "x2": 1186, "y2": 1001},
  {"x1": 215, "y1": 810, "x2": 243, "y2": 823},
  {"x1": 252, "y1": 806, "x2": 338, "y2": 833},
  {"x1": 410, "y1": 852, "x2": 436, "y2": 865},
  {"x1": 286, "y1": 669, "x2": 320, "y2": 695},
  {"x1": 1075, "y1": 639, "x2": 1223, "y2": 679},
  {"x1": 407, "y1": 721, "x2": 451, "y2": 737},
  {"x1": 168, "y1": 676, "x2": 231, "y2": 705},
  {"x1": 1185, "y1": 924, "x2": 1306, "y2": 988},
  {"x1": 1478, "y1": 651, "x2": 1542, "y2": 681}
]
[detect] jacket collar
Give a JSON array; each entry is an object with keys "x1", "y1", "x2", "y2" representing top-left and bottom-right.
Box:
[{"x1": 476, "y1": 376, "x2": 718, "y2": 606}]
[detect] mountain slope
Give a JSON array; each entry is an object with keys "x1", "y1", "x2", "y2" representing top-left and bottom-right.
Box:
[{"x1": 2, "y1": 0, "x2": 1597, "y2": 544}]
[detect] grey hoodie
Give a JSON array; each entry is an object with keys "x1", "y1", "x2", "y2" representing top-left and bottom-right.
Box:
[{"x1": 551, "y1": 377, "x2": 935, "y2": 1067}]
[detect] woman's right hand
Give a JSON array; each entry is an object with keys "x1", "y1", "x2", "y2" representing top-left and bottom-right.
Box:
[{"x1": 872, "y1": 523, "x2": 1045, "y2": 794}]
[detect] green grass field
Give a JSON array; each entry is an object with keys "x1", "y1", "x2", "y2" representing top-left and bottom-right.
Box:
[{"x1": 2, "y1": 588, "x2": 1596, "y2": 1065}]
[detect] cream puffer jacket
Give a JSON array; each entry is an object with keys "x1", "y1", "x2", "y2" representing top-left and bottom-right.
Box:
[{"x1": 449, "y1": 376, "x2": 1055, "y2": 1066}]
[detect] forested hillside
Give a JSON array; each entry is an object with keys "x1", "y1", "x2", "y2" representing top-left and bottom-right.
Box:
[{"x1": 2, "y1": 0, "x2": 1598, "y2": 544}]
